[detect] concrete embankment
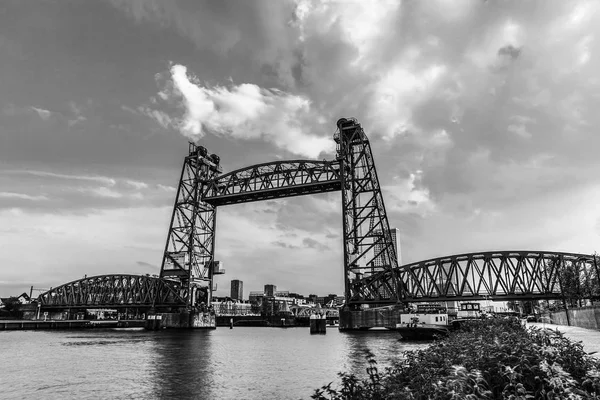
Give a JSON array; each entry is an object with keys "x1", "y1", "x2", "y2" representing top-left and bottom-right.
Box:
[
  {"x1": 215, "y1": 315, "x2": 303, "y2": 327},
  {"x1": 0, "y1": 319, "x2": 146, "y2": 330},
  {"x1": 543, "y1": 305, "x2": 600, "y2": 330}
]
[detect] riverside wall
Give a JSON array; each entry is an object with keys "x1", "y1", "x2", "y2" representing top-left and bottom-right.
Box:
[{"x1": 544, "y1": 305, "x2": 600, "y2": 330}]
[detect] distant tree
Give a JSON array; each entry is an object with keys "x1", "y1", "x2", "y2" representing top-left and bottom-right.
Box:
[
  {"x1": 522, "y1": 300, "x2": 537, "y2": 315},
  {"x1": 587, "y1": 253, "x2": 600, "y2": 302},
  {"x1": 250, "y1": 300, "x2": 261, "y2": 315},
  {"x1": 506, "y1": 300, "x2": 518, "y2": 312},
  {"x1": 548, "y1": 256, "x2": 592, "y2": 308},
  {"x1": 2, "y1": 296, "x2": 23, "y2": 318}
]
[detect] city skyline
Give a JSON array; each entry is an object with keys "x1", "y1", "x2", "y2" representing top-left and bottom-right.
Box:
[
  {"x1": 1, "y1": 2, "x2": 600, "y2": 298},
  {"x1": 218, "y1": 278, "x2": 342, "y2": 301}
]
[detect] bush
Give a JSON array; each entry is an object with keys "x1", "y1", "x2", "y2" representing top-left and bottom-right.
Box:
[{"x1": 312, "y1": 319, "x2": 600, "y2": 399}]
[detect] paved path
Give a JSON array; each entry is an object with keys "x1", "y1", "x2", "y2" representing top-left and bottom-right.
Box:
[{"x1": 529, "y1": 322, "x2": 600, "y2": 358}]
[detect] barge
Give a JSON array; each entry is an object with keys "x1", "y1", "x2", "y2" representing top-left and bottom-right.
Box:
[{"x1": 395, "y1": 313, "x2": 450, "y2": 340}]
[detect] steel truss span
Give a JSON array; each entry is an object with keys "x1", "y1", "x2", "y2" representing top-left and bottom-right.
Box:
[
  {"x1": 203, "y1": 160, "x2": 341, "y2": 206},
  {"x1": 38, "y1": 275, "x2": 186, "y2": 309},
  {"x1": 370, "y1": 251, "x2": 597, "y2": 303}
]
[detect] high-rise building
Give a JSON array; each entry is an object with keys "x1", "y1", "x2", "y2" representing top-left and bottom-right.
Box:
[
  {"x1": 371, "y1": 228, "x2": 401, "y2": 300},
  {"x1": 264, "y1": 284, "x2": 277, "y2": 297},
  {"x1": 230, "y1": 279, "x2": 243, "y2": 301},
  {"x1": 373, "y1": 228, "x2": 401, "y2": 268}
]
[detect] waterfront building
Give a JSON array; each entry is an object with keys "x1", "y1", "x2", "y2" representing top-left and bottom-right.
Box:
[
  {"x1": 373, "y1": 227, "x2": 401, "y2": 268},
  {"x1": 249, "y1": 291, "x2": 264, "y2": 304},
  {"x1": 370, "y1": 228, "x2": 401, "y2": 300},
  {"x1": 230, "y1": 279, "x2": 243, "y2": 301},
  {"x1": 264, "y1": 284, "x2": 277, "y2": 297},
  {"x1": 212, "y1": 297, "x2": 256, "y2": 316}
]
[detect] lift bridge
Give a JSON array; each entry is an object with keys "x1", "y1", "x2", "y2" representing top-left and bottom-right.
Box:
[{"x1": 37, "y1": 118, "x2": 598, "y2": 328}]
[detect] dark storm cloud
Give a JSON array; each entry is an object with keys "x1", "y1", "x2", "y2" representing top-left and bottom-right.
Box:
[
  {"x1": 302, "y1": 237, "x2": 330, "y2": 251},
  {"x1": 108, "y1": 0, "x2": 302, "y2": 88},
  {"x1": 136, "y1": 261, "x2": 157, "y2": 269},
  {"x1": 498, "y1": 44, "x2": 522, "y2": 60},
  {"x1": 271, "y1": 241, "x2": 299, "y2": 249}
]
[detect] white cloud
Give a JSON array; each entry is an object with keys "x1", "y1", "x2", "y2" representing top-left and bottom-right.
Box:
[
  {"x1": 370, "y1": 64, "x2": 447, "y2": 138},
  {"x1": 149, "y1": 64, "x2": 335, "y2": 158},
  {"x1": 6, "y1": 170, "x2": 117, "y2": 186},
  {"x1": 125, "y1": 179, "x2": 149, "y2": 190},
  {"x1": 383, "y1": 172, "x2": 436, "y2": 216},
  {"x1": 30, "y1": 106, "x2": 52, "y2": 120},
  {"x1": 137, "y1": 106, "x2": 174, "y2": 130},
  {"x1": 507, "y1": 124, "x2": 532, "y2": 139},
  {"x1": 77, "y1": 186, "x2": 123, "y2": 199},
  {"x1": 67, "y1": 101, "x2": 87, "y2": 127},
  {"x1": 157, "y1": 184, "x2": 176, "y2": 192},
  {"x1": 0, "y1": 192, "x2": 48, "y2": 201}
]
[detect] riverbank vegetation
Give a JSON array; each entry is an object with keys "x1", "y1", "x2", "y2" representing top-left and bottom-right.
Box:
[{"x1": 312, "y1": 319, "x2": 600, "y2": 399}]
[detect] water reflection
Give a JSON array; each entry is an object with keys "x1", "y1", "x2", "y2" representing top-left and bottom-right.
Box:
[
  {"x1": 150, "y1": 330, "x2": 216, "y2": 399},
  {"x1": 340, "y1": 331, "x2": 427, "y2": 377},
  {"x1": 0, "y1": 327, "x2": 428, "y2": 400}
]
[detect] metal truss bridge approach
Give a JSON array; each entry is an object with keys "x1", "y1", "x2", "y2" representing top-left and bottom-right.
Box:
[{"x1": 38, "y1": 118, "x2": 598, "y2": 318}]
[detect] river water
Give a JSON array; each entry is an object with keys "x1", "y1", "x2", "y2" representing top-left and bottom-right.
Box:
[{"x1": 0, "y1": 327, "x2": 427, "y2": 399}]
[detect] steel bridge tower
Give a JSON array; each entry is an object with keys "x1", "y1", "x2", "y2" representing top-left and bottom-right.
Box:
[
  {"x1": 335, "y1": 118, "x2": 402, "y2": 307},
  {"x1": 160, "y1": 143, "x2": 223, "y2": 308}
]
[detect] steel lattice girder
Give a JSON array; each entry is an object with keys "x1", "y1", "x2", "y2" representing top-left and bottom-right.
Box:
[
  {"x1": 367, "y1": 251, "x2": 597, "y2": 303},
  {"x1": 160, "y1": 143, "x2": 221, "y2": 306},
  {"x1": 335, "y1": 118, "x2": 402, "y2": 304},
  {"x1": 202, "y1": 160, "x2": 341, "y2": 206},
  {"x1": 37, "y1": 275, "x2": 186, "y2": 309}
]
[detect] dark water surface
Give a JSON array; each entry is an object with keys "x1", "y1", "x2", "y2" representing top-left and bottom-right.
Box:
[{"x1": 0, "y1": 327, "x2": 426, "y2": 399}]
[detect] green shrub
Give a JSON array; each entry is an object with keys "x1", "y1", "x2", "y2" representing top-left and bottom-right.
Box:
[{"x1": 312, "y1": 319, "x2": 600, "y2": 399}]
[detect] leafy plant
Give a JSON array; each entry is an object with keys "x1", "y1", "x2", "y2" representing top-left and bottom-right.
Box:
[{"x1": 311, "y1": 319, "x2": 600, "y2": 399}]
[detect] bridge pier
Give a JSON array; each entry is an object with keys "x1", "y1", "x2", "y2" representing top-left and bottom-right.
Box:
[{"x1": 145, "y1": 310, "x2": 216, "y2": 330}]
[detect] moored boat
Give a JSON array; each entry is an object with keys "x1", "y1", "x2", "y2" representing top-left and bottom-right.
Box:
[{"x1": 395, "y1": 313, "x2": 449, "y2": 340}]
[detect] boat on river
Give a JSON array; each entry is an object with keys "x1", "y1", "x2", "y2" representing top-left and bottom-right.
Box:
[{"x1": 395, "y1": 313, "x2": 450, "y2": 340}]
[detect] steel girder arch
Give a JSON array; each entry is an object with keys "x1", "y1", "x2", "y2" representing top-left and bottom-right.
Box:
[
  {"x1": 37, "y1": 274, "x2": 187, "y2": 309},
  {"x1": 160, "y1": 143, "x2": 222, "y2": 308},
  {"x1": 376, "y1": 251, "x2": 598, "y2": 302},
  {"x1": 202, "y1": 160, "x2": 341, "y2": 206}
]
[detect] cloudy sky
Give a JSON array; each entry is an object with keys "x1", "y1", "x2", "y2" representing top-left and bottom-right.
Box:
[{"x1": 1, "y1": 0, "x2": 600, "y2": 298}]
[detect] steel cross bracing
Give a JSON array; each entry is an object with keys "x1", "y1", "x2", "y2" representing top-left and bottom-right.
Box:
[
  {"x1": 37, "y1": 275, "x2": 186, "y2": 309},
  {"x1": 160, "y1": 143, "x2": 222, "y2": 307},
  {"x1": 377, "y1": 251, "x2": 597, "y2": 302},
  {"x1": 335, "y1": 118, "x2": 403, "y2": 305},
  {"x1": 202, "y1": 160, "x2": 341, "y2": 206}
]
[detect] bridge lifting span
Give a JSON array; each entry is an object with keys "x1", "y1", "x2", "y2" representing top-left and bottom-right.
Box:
[{"x1": 37, "y1": 118, "x2": 598, "y2": 312}]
